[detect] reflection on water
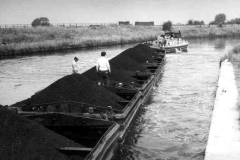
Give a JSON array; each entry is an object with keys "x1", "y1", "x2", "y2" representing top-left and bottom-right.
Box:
[
  {"x1": 1, "y1": 38, "x2": 240, "y2": 160},
  {"x1": 214, "y1": 39, "x2": 226, "y2": 49}
]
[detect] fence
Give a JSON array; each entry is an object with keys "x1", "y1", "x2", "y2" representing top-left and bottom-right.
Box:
[
  {"x1": 0, "y1": 23, "x2": 240, "y2": 29},
  {"x1": 0, "y1": 23, "x2": 118, "y2": 29}
]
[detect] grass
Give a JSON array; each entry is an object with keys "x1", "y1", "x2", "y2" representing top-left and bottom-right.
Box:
[
  {"x1": 1, "y1": 25, "x2": 240, "y2": 56},
  {"x1": 173, "y1": 25, "x2": 240, "y2": 38},
  {"x1": 219, "y1": 44, "x2": 240, "y2": 66}
]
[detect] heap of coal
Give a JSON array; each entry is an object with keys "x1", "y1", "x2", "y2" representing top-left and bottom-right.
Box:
[
  {"x1": 82, "y1": 65, "x2": 137, "y2": 84},
  {"x1": 109, "y1": 54, "x2": 147, "y2": 72},
  {"x1": 120, "y1": 47, "x2": 155, "y2": 64},
  {"x1": 83, "y1": 44, "x2": 159, "y2": 85},
  {"x1": 134, "y1": 44, "x2": 165, "y2": 61},
  {"x1": 13, "y1": 74, "x2": 125, "y2": 110},
  {"x1": 133, "y1": 44, "x2": 160, "y2": 58},
  {"x1": 0, "y1": 107, "x2": 81, "y2": 160}
]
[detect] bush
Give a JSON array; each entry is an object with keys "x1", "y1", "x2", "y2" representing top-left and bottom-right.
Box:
[
  {"x1": 31, "y1": 17, "x2": 50, "y2": 27},
  {"x1": 162, "y1": 21, "x2": 172, "y2": 31},
  {"x1": 214, "y1": 13, "x2": 226, "y2": 27}
]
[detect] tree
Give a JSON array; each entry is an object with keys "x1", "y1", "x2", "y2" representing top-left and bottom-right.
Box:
[
  {"x1": 187, "y1": 19, "x2": 204, "y2": 25},
  {"x1": 214, "y1": 13, "x2": 226, "y2": 27},
  {"x1": 31, "y1": 17, "x2": 50, "y2": 27},
  {"x1": 200, "y1": 21, "x2": 205, "y2": 25},
  {"x1": 187, "y1": 19, "x2": 194, "y2": 25},
  {"x1": 193, "y1": 20, "x2": 201, "y2": 25},
  {"x1": 162, "y1": 21, "x2": 172, "y2": 31},
  {"x1": 209, "y1": 21, "x2": 217, "y2": 25}
]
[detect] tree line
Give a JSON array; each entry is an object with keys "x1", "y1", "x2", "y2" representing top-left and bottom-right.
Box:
[
  {"x1": 162, "y1": 13, "x2": 240, "y2": 31},
  {"x1": 31, "y1": 13, "x2": 240, "y2": 32}
]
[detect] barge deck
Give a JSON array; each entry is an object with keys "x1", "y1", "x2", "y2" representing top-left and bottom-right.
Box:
[{"x1": 9, "y1": 44, "x2": 166, "y2": 160}]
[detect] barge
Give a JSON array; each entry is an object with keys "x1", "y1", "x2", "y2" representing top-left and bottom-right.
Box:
[{"x1": 9, "y1": 44, "x2": 165, "y2": 160}]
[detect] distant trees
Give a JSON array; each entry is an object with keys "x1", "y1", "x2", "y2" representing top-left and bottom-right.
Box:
[
  {"x1": 226, "y1": 18, "x2": 240, "y2": 25},
  {"x1": 31, "y1": 17, "x2": 50, "y2": 27},
  {"x1": 187, "y1": 19, "x2": 204, "y2": 25},
  {"x1": 162, "y1": 21, "x2": 172, "y2": 31}
]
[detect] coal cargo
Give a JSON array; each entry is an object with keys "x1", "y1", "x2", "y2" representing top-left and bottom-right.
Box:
[
  {"x1": 82, "y1": 65, "x2": 137, "y2": 84},
  {"x1": 109, "y1": 54, "x2": 147, "y2": 72},
  {"x1": 13, "y1": 74, "x2": 125, "y2": 110},
  {"x1": 134, "y1": 44, "x2": 158, "y2": 57},
  {"x1": 0, "y1": 107, "x2": 81, "y2": 160},
  {"x1": 120, "y1": 47, "x2": 155, "y2": 63}
]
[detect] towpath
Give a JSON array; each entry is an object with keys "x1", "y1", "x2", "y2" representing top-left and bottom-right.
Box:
[{"x1": 205, "y1": 59, "x2": 240, "y2": 160}]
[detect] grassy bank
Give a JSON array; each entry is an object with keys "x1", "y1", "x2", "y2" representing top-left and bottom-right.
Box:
[
  {"x1": 219, "y1": 44, "x2": 240, "y2": 116},
  {"x1": 0, "y1": 26, "x2": 162, "y2": 56},
  {"x1": 175, "y1": 25, "x2": 240, "y2": 38},
  {"x1": 1, "y1": 25, "x2": 240, "y2": 56},
  {"x1": 220, "y1": 44, "x2": 240, "y2": 64}
]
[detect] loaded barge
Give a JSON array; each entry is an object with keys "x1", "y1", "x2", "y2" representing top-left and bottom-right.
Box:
[{"x1": 7, "y1": 44, "x2": 165, "y2": 160}]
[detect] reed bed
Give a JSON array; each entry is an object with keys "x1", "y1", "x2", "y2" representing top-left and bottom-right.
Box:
[
  {"x1": 173, "y1": 25, "x2": 240, "y2": 38},
  {"x1": 219, "y1": 44, "x2": 240, "y2": 66},
  {"x1": 1, "y1": 25, "x2": 240, "y2": 56}
]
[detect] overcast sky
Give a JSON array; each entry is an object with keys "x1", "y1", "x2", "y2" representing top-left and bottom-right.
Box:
[{"x1": 1, "y1": 0, "x2": 240, "y2": 25}]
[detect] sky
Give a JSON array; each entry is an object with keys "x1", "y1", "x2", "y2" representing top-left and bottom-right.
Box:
[{"x1": 1, "y1": 0, "x2": 240, "y2": 25}]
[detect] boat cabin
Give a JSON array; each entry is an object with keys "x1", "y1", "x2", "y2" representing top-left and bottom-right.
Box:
[{"x1": 164, "y1": 31, "x2": 181, "y2": 39}]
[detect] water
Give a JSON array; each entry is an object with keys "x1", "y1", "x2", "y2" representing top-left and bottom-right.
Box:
[
  {"x1": 0, "y1": 38, "x2": 240, "y2": 159},
  {"x1": 113, "y1": 38, "x2": 240, "y2": 160}
]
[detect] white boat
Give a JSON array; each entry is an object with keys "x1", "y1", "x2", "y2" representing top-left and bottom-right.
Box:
[{"x1": 148, "y1": 32, "x2": 189, "y2": 53}]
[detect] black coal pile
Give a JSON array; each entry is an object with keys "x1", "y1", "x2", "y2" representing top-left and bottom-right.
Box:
[
  {"x1": 0, "y1": 107, "x2": 81, "y2": 160},
  {"x1": 82, "y1": 65, "x2": 137, "y2": 84},
  {"x1": 120, "y1": 47, "x2": 155, "y2": 63},
  {"x1": 13, "y1": 74, "x2": 125, "y2": 110},
  {"x1": 133, "y1": 44, "x2": 159, "y2": 58},
  {"x1": 109, "y1": 54, "x2": 147, "y2": 72},
  {"x1": 83, "y1": 44, "x2": 160, "y2": 85}
]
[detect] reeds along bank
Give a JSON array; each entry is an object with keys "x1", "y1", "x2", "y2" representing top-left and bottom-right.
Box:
[
  {"x1": 0, "y1": 26, "x2": 160, "y2": 56},
  {"x1": 2, "y1": 25, "x2": 240, "y2": 56}
]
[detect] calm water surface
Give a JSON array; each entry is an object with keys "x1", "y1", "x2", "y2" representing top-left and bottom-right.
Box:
[{"x1": 0, "y1": 38, "x2": 240, "y2": 159}]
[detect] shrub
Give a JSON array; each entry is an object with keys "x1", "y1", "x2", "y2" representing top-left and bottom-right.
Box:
[
  {"x1": 214, "y1": 13, "x2": 226, "y2": 27},
  {"x1": 31, "y1": 17, "x2": 50, "y2": 27},
  {"x1": 162, "y1": 21, "x2": 172, "y2": 31}
]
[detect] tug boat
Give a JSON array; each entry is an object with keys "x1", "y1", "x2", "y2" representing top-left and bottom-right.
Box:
[{"x1": 148, "y1": 31, "x2": 189, "y2": 53}]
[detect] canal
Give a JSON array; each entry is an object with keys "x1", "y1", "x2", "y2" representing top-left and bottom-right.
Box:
[{"x1": 0, "y1": 38, "x2": 239, "y2": 159}]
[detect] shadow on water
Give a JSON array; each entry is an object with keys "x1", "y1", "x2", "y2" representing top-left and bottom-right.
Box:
[{"x1": 214, "y1": 39, "x2": 226, "y2": 49}]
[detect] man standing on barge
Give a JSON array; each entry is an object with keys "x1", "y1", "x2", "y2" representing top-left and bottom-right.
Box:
[
  {"x1": 72, "y1": 57, "x2": 79, "y2": 73},
  {"x1": 96, "y1": 51, "x2": 111, "y2": 85}
]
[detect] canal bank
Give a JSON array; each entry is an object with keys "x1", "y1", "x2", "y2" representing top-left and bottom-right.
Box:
[
  {"x1": 205, "y1": 59, "x2": 240, "y2": 160},
  {"x1": 2, "y1": 25, "x2": 240, "y2": 57}
]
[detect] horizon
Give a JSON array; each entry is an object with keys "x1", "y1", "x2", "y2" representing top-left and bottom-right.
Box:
[{"x1": 1, "y1": 0, "x2": 240, "y2": 25}]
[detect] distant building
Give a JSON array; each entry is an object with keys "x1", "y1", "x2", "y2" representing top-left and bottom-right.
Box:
[
  {"x1": 135, "y1": 21, "x2": 154, "y2": 26},
  {"x1": 119, "y1": 21, "x2": 130, "y2": 25}
]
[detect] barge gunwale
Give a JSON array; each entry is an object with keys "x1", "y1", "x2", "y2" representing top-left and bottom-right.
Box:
[
  {"x1": 85, "y1": 121, "x2": 120, "y2": 160},
  {"x1": 22, "y1": 113, "x2": 121, "y2": 160}
]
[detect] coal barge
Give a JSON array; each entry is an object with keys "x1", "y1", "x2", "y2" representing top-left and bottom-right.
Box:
[{"x1": 5, "y1": 44, "x2": 165, "y2": 160}]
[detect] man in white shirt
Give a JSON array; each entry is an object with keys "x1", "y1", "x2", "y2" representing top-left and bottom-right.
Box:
[
  {"x1": 72, "y1": 57, "x2": 79, "y2": 74},
  {"x1": 96, "y1": 52, "x2": 111, "y2": 85}
]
